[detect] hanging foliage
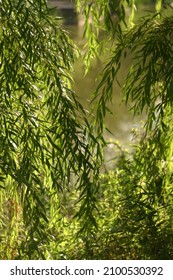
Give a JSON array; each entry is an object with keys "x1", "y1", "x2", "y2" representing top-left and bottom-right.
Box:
[{"x1": 0, "y1": 0, "x2": 102, "y2": 258}]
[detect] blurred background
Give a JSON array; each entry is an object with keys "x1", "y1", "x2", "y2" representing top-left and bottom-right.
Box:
[{"x1": 46, "y1": 1, "x2": 160, "y2": 164}]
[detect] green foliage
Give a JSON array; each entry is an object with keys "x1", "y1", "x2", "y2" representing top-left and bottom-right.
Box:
[
  {"x1": 39, "y1": 135, "x2": 173, "y2": 259},
  {"x1": 74, "y1": 0, "x2": 130, "y2": 71},
  {"x1": 51, "y1": 135, "x2": 173, "y2": 260},
  {"x1": 93, "y1": 147, "x2": 173, "y2": 259},
  {"x1": 1, "y1": 0, "x2": 173, "y2": 260},
  {"x1": 90, "y1": 5, "x2": 173, "y2": 259},
  {"x1": 0, "y1": 0, "x2": 102, "y2": 259},
  {"x1": 156, "y1": 0, "x2": 162, "y2": 12},
  {"x1": 94, "y1": 9, "x2": 173, "y2": 132}
]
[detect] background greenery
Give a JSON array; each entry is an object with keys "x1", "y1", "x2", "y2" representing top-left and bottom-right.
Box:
[{"x1": 0, "y1": 0, "x2": 173, "y2": 259}]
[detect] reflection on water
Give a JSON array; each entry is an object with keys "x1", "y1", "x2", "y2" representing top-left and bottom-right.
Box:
[{"x1": 48, "y1": 0, "x2": 77, "y2": 25}]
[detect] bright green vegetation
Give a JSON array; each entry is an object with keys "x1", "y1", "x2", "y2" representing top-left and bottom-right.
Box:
[{"x1": 1, "y1": 0, "x2": 173, "y2": 259}]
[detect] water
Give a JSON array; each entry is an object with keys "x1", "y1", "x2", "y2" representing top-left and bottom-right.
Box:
[
  {"x1": 72, "y1": 51, "x2": 144, "y2": 167},
  {"x1": 73, "y1": 56, "x2": 139, "y2": 138},
  {"x1": 69, "y1": 27, "x2": 144, "y2": 140},
  {"x1": 47, "y1": 2, "x2": 150, "y2": 164}
]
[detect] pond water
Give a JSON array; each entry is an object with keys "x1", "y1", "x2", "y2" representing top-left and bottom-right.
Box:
[
  {"x1": 68, "y1": 25, "x2": 145, "y2": 144},
  {"x1": 47, "y1": 2, "x2": 153, "y2": 164},
  {"x1": 68, "y1": 25, "x2": 146, "y2": 167},
  {"x1": 73, "y1": 57, "x2": 140, "y2": 139}
]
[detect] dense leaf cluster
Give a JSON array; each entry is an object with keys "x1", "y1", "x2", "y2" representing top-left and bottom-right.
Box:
[{"x1": 0, "y1": 0, "x2": 101, "y2": 258}]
